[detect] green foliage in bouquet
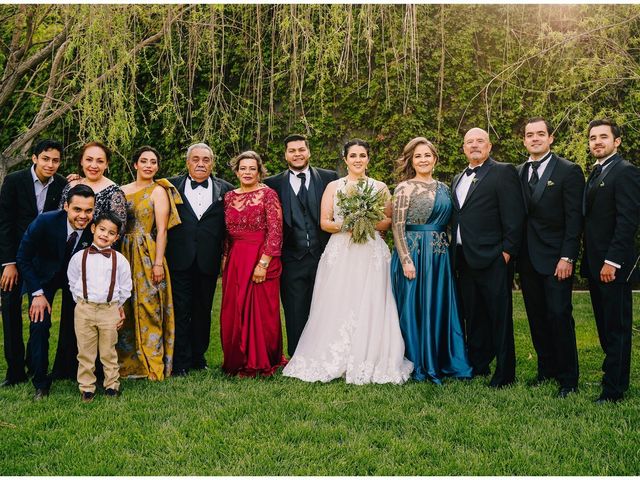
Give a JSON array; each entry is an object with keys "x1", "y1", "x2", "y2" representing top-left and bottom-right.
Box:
[{"x1": 336, "y1": 179, "x2": 388, "y2": 244}]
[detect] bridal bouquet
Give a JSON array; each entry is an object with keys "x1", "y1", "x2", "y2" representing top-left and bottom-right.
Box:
[{"x1": 336, "y1": 179, "x2": 388, "y2": 244}]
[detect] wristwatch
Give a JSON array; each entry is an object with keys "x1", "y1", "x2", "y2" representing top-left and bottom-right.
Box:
[
  {"x1": 258, "y1": 259, "x2": 269, "y2": 268},
  {"x1": 561, "y1": 257, "x2": 573, "y2": 264}
]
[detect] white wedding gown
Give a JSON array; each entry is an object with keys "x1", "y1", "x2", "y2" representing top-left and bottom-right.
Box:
[{"x1": 282, "y1": 178, "x2": 413, "y2": 384}]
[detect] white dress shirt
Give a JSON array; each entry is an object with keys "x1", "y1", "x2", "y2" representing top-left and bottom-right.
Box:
[
  {"x1": 289, "y1": 167, "x2": 311, "y2": 195},
  {"x1": 455, "y1": 162, "x2": 485, "y2": 245},
  {"x1": 31, "y1": 165, "x2": 54, "y2": 214},
  {"x1": 526, "y1": 151, "x2": 552, "y2": 181},
  {"x1": 183, "y1": 177, "x2": 213, "y2": 220},
  {"x1": 67, "y1": 244, "x2": 132, "y2": 307}
]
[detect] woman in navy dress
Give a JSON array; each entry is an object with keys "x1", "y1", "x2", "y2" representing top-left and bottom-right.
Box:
[{"x1": 390, "y1": 137, "x2": 472, "y2": 384}]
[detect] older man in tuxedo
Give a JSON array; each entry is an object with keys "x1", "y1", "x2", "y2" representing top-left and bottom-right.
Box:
[
  {"x1": 516, "y1": 118, "x2": 585, "y2": 398},
  {"x1": 582, "y1": 119, "x2": 640, "y2": 404},
  {"x1": 166, "y1": 143, "x2": 233, "y2": 376},
  {"x1": 0, "y1": 139, "x2": 67, "y2": 387},
  {"x1": 16, "y1": 184, "x2": 95, "y2": 399},
  {"x1": 451, "y1": 127, "x2": 525, "y2": 388},
  {"x1": 264, "y1": 134, "x2": 337, "y2": 357}
]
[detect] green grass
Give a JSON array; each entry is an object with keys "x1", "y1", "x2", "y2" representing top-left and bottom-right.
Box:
[{"x1": 0, "y1": 290, "x2": 639, "y2": 475}]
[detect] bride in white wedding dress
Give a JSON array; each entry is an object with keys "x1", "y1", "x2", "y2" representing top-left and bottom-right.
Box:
[{"x1": 282, "y1": 139, "x2": 413, "y2": 385}]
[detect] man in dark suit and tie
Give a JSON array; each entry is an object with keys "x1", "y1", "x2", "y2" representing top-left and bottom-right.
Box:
[
  {"x1": 451, "y1": 127, "x2": 525, "y2": 388},
  {"x1": 16, "y1": 184, "x2": 95, "y2": 399},
  {"x1": 582, "y1": 119, "x2": 640, "y2": 404},
  {"x1": 516, "y1": 118, "x2": 585, "y2": 398},
  {"x1": 0, "y1": 139, "x2": 67, "y2": 387},
  {"x1": 264, "y1": 134, "x2": 338, "y2": 357},
  {"x1": 165, "y1": 143, "x2": 233, "y2": 376}
]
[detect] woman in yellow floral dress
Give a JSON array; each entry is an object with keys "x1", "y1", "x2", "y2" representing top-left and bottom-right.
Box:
[{"x1": 117, "y1": 146, "x2": 182, "y2": 380}]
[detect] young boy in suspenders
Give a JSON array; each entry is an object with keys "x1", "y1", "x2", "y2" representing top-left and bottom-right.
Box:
[{"x1": 67, "y1": 212, "x2": 132, "y2": 402}]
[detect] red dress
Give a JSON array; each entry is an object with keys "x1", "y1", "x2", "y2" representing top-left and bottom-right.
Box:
[{"x1": 220, "y1": 186, "x2": 287, "y2": 376}]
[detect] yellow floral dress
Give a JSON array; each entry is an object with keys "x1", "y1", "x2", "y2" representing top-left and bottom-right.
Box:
[{"x1": 117, "y1": 179, "x2": 182, "y2": 380}]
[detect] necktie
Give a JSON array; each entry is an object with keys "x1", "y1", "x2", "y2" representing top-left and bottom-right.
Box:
[
  {"x1": 297, "y1": 172, "x2": 308, "y2": 209},
  {"x1": 528, "y1": 160, "x2": 541, "y2": 192},
  {"x1": 465, "y1": 166, "x2": 479, "y2": 177},
  {"x1": 88, "y1": 245, "x2": 113, "y2": 258},
  {"x1": 64, "y1": 231, "x2": 78, "y2": 262},
  {"x1": 191, "y1": 179, "x2": 208, "y2": 189},
  {"x1": 588, "y1": 156, "x2": 614, "y2": 189}
]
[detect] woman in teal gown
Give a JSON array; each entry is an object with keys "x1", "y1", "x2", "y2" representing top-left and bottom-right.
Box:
[{"x1": 390, "y1": 137, "x2": 472, "y2": 384}]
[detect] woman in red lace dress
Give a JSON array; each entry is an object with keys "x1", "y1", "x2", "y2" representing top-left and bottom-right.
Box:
[{"x1": 220, "y1": 151, "x2": 287, "y2": 376}]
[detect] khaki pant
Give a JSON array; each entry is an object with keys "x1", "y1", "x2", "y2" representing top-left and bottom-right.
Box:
[{"x1": 74, "y1": 300, "x2": 120, "y2": 393}]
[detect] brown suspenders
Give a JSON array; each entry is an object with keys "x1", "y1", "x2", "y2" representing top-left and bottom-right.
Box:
[{"x1": 81, "y1": 248, "x2": 117, "y2": 303}]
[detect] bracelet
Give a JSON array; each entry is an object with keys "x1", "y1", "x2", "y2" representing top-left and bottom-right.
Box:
[
  {"x1": 152, "y1": 264, "x2": 163, "y2": 268},
  {"x1": 258, "y1": 259, "x2": 269, "y2": 268}
]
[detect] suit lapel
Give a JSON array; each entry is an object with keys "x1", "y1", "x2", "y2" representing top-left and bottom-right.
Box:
[
  {"x1": 463, "y1": 158, "x2": 493, "y2": 206},
  {"x1": 201, "y1": 176, "x2": 222, "y2": 219},
  {"x1": 530, "y1": 154, "x2": 557, "y2": 206},
  {"x1": 280, "y1": 171, "x2": 292, "y2": 227},
  {"x1": 451, "y1": 173, "x2": 462, "y2": 210},
  {"x1": 308, "y1": 167, "x2": 321, "y2": 225},
  {"x1": 75, "y1": 228, "x2": 93, "y2": 254},
  {"x1": 584, "y1": 154, "x2": 622, "y2": 214},
  {"x1": 56, "y1": 212, "x2": 68, "y2": 260},
  {"x1": 22, "y1": 168, "x2": 38, "y2": 214}
]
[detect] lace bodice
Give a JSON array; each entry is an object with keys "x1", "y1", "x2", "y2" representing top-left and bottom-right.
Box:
[
  {"x1": 392, "y1": 180, "x2": 442, "y2": 264},
  {"x1": 60, "y1": 182, "x2": 127, "y2": 230},
  {"x1": 224, "y1": 186, "x2": 283, "y2": 257}
]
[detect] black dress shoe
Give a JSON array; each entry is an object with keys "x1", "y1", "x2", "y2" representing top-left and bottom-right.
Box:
[
  {"x1": 595, "y1": 395, "x2": 622, "y2": 405},
  {"x1": 104, "y1": 388, "x2": 121, "y2": 398},
  {"x1": 557, "y1": 387, "x2": 577, "y2": 398},
  {"x1": 33, "y1": 388, "x2": 49, "y2": 400},
  {"x1": 1, "y1": 378, "x2": 28, "y2": 388},
  {"x1": 526, "y1": 376, "x2": 554, "y2": 387},
  {"x1": 81, "y1": 391, "x2": 95, "y2": 403},
  {"x1": 191, "y1": 364, "x2": 209, "y2": 371},
  {"x1": 171, "y1": 369, "x2": 188, "y2": 377}
]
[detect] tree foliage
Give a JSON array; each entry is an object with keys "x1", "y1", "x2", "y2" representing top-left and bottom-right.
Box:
[{"x1": 2, "y1": 4, "x2": 640, "y2": 186}]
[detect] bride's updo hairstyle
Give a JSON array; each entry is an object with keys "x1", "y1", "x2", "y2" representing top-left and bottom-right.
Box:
[
  {"x1": 342, "y1": 138, "x2": 370, "y2": 159},
  {"x1": 229, "y1": 150, "x2": 268, "y2": 180},
  {"x1": 396, "y1": 137, "x2": 439, "y2": 182}
]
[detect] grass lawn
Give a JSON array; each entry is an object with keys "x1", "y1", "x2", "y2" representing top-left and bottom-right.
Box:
[{"x1": 0, "y1": 290, "x2": 639, "y2": 475}]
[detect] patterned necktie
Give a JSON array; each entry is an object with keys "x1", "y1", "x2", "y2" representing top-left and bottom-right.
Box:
[
  {"x1": 64, "y1": 231, "x2": 78, "y2": 262},
  {"x1": 528, "y1": 160, "x2": 541, "y2": 192},
  {"x1": 297, "y1": 172, "x2": 308, "y2": 209}
]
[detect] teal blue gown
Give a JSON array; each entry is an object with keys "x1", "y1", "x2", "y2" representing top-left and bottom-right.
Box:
[{"x1": 391, "y1": 180, "x2": 472, "y2": 384}]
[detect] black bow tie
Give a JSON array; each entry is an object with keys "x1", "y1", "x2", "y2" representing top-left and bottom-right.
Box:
[
  {"x1": 191, "y1": 179, "x2": 209, "y2": 189},
  {"x1": 88, "y1": 245, "x2": 113, "y2": 258},
  {"x1": 465, "y1": 166, "x2": 480, "y2": 177}
]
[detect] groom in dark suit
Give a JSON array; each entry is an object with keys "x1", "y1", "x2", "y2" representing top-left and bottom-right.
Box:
[
  {"x1": 582, "y1": 119, "x2": 640, "y2": 404},
  {"x1": 516, "y1": 118, "x2": 585, "y2": 398},
  {"x1": 16, "y1": 184, "x2": 95, "y2": 399},
  {"x1": 451, "y1": 127, "x2": 525, "y2": 388},
  {"x1": 166, "y1": 143, "x2": 233, "y2": 376},
  {"x1": 264, "y1": 134, "x2": 337, "y2": 356},
  {"x1": 0, "y1": 139, "x2": 67, "y2": 387}
]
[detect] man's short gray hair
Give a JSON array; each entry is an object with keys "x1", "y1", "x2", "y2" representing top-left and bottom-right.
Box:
[{"x1": 186, "y1": 143, "x2": 214, "y2": 161}]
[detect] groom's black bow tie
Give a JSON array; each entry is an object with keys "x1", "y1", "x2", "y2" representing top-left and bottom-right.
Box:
[
  {"x1": 191, "y1": 179, "x2": 209, "y2": 189},
  {"x1": 465, "y1": 166, "x2": 480, "y2": 177}
]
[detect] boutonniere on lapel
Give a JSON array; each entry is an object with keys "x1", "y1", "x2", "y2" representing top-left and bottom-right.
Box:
[
  {"x1": 546, "y1": 180, "x2": 555, "y2": 187},
  {"x1": 81, "y1": 242, "x2": 89, "y2": 248},
  {"x1": 471, "y1": 178, "x2": 478, "y2": 184},
  {"x1": 599, "y1": 181, "x2": 605, "y2": 187}
]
